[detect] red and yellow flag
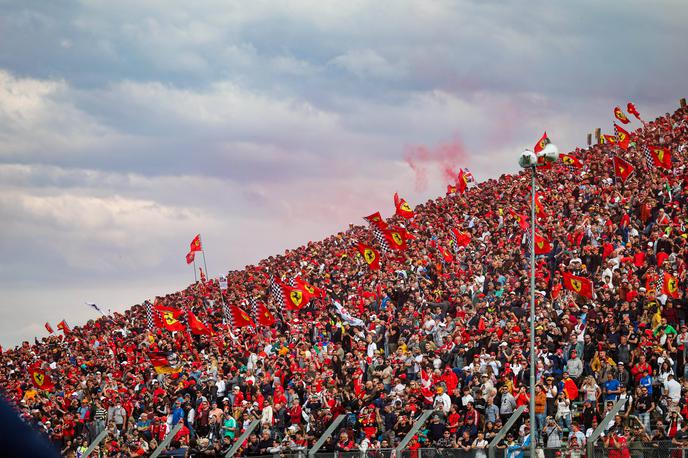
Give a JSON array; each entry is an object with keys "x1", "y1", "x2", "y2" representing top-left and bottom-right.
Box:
[
  {"x1": 383, "y1": 227, "x2": 409, "y2": 251},
  {"x1": 534, "y1": 131, "x2": 550, "y2": 153},
  {"x1": 446, "y1": 184, "x2": 457, "y2": 195},
  {"x1": 457, "y1": 169, "x2": 469, "y2": 194},
  {"x1": 614, "y1": 123, "x2": 631, "y2": 150},
  {"x1": 256, "y1": 303, "x2": 276, "y2": 326},
  {"x1": 534, "y1": 233, "x2": 552, "y2": 255},
  {"x1": 662, "y1": 272, "x2": 679, "y2": 299},
  {"x1": 612, "y1": 156, "x2": 634, "y2": 183},
  {"x1": 562, "y1": 273, "x2": 594, "y2": 299},
  {"x1": 153, "y1": 304, "x2": 186, "y2": 332},
  {"x1": 600, "y1": 134, "x2": 617, "y2": 145},
  {"x1": 186, "y1": 251, "x2": 195, "y2": 265},
  {"x1": 187, "y1": 311, "x2": 213, "y2": 335},
  {"x1": 627, "y1": 102, "x2": 641, "y2": 121},
  {"x1": 230, "y1": 304, "x2": 255, "y2": 327},
  {"x1": 56, "y1": 320, "x2": 70, "y2": 335},
  {"x1": 534, "y1": 192, "x2": 547, "y2": 218},
  {"x1": 189, "y1": 234, "x2": 202, "y2": 252},
  {"x1": 295, "y1": 276, "x2": 326, "y2": 299},
  {"x1": 148, "y1": 351, "x2": 183, "y2": 374},
  {"x1": 29, "y1": 363, "x2": 55, "y2": 390},
  {"x1": 363, "y1": 211, "x2": 387, "y2": 229},
  {"x1": 357, "y1": 243, "x2": 381, "y2": 270},
  {"x1": 614, "y1": 106, "x2": 630, "y2": 124},
  {"x1": 560, "y1": 154, "x2": 583, "y2": 169},
  {"x1": 394, "y1": 193, "x2": 415, "y2": 219},
  {"x1": 648, "y1": 146, "x2": 672, "y2": 169}
]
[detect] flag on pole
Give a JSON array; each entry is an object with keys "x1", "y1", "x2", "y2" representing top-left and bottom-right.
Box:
[
  {"x1": 145, "y1": 301, "x2": 154, "y2": 331},
  {"x1": 614, "y1": 106, "x2": 631, "y2": 124},
  {"x1": 662, "y1": 272, "x2": 680, "y2": 299},
  {"x1": 643, "y1": 145, "x2": 672, "y2": 169},
  {"x1": 446, "y1": 184, "x2": 457, "y2": 195},
  {"x1": 186, "y1": 251, "x2": 195, "y2": 265},
  {"x1": 256, "y1": 302, "x2": 276, "y2": 326},
  {"x1": 533, "y1": 233, "x2": 552, "y2": 255},
  {"x1": 457, "y1": 168, "x2": 469, "y2": 194},
  {"x1": 363, "y1": 211, "x2": 387, "y2": 229},
  {"x1": 600, "y1": 134, "x2": 617, "y2": 145},
  {"x1": 562, "y1": 273, "x2": 594, "y2": 299},
  {"x1": 44, "y1": 322, "x2": 54, "y2": 334},
  {"x1": 627, "y1": 102, "x2": 642, "y2": 121},
  {"x1": 56, "y1": 320, "x2": 70, "y2": 335},
  {"x1": 189, "y1": 234, "x2": 202, "y2": 252},
  {"x1": 356, "y1": 243, "x2": 381, "y2": 270},
  {"x1": 295, "y1": 276, "x2": 326, "y2": 299},
  {"x1": 560, "y1": 154, "x2": 583, "y2": 169},
  {"x1": 229, "y1": 305, "x2": 255, "y2": 328},
  {"x1": 612, "y1": 156, "x2": 634, "y2": 183},
  {"x1": 28, "y1": 363, "x2": 55, "y2": 390},
  {"x1": 394, "y1": 193, "x2": 415, "y2": 219},
  {"x1": 187, "y1": 311, "x2": 213, "y2": 335},
  {"x1": 86, "y1": 302, "x2": 102, "y2": 314},
  {"x1": 152, "y1": 304, "x2": 186, "y2": 332},
  {"x1": 148, "y1": 351, "x2": 183, "y2": 374},
  {"x1": 533, "y1": 131, "x2": 550, "y2": 153},
  {"x1": 614, "y1": 123, "x2": 631, "y2": 150}
]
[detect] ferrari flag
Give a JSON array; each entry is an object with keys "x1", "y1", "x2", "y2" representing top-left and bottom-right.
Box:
[
  {"x1": 562, "y1": 273, "x2": 594, "y2": 299},
  {"x1": 662, "y1": 272, "x2": 680, "y2": 299},
  {"x1": 612, "y1": 156, "x2": 634, "y2": 183},
  {"x1": 394, "y1": 193, "x2": 415, "y2": 219},
  {"x1": 357, "y1": 243, "x2": 381, "y2": 270},
  {"x1": 189, "y1": 234, "x2": 202, "y2": 252},
  {"x1": 153, "y1": 305, "x2": 186, "y2": 332},
  {"x1": 29, "y1": 363, "x2": 55, "y2": 390},
  {"x1": 614, "y1": 106, "x2": 631, "y2": 124}
]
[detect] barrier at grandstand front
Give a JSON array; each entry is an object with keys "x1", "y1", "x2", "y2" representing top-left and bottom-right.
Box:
[
  {"x1": 308, "y1": 414, "x2": 346, "y2": 457},
  {"x1": 394, "y1": 410, "x2": 434, "y2": 454},
  {"x1": 150, "y1": 423, "x2": 183, "y2": 458},
  {"x1": 487, "y1": 405, "x2": 526, "y2": 458},
  {"x1": 586, "y1": 398, "x2": 626, "y2": 458},
  {"x1": 82, "y1": 428, "x2": 108, "y2": 458},
  {"x1": 226, "y1": 419, "x2": 260, "y2": 458}
]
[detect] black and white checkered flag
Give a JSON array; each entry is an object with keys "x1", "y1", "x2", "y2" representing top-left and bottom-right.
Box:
[
  {"x1": 145, "y1": 301, "x2": 154, "y2": 330},
  {"x1": 248, "y1": 295, "x2": 259, "y2": 321},
  {"x1": 270, "y1": 277, "x2": 286, "y2": 308},
  {"x1": 642, "y1": 145, "x2": 655, "y2": 169},
  {"x1": 450, "y1": 229, "x2": 459, "y2": 253},
  {"x1": 655, "y1": 269, "x2": 664, "y2": 295},
  {"x1": 372, "y1": 226, "x2": 392, "y2": 253}
]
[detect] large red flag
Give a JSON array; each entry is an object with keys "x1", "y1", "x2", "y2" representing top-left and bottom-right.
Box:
[
  {"x1": 394, "y1": 193, "x2": 415, "y2": 219},
  {"x1": 295, "y1": 276, "x2": 325, "y2": 299},
  {"x1": 29, "y1": 363, "x2": 55, "y2": 391},
  {"x1": 508, "y1": 209, "x2": 529, "y2": 231},
  {"x1": 189, "y1": 234, "x2": 202, "y2": 252},
  {"x1": 534, "y1": 192, "x2": 547, "y2": 218},
  {"x1": 186, "y1": 251, "x2": 195, "y2": 265},
  {"x1": 153, "y1": 305, "x2": 186, "y2": 332},
  {"x1": 187, "y1": 311, "x2": 213, "y2": 335},
  {"x1": 363, "y1": 211, "x2": 387, "y2": 229},
  {"x1": 256, "y1": 303, "x2": 276, "y2": 326},
  {"x1": 356, "y1": 243, "x2": 381, "y2": 270},
  {"x1": 451, "y1": 228, "x2": 471, "y2": 248},
  {"x1": 560, "y1": 154, "x2": 583, "y2": 169},
  {"x1": 44, "y1": 322, "x2": 54, "y2": 334},
  {"x1": 277, "y1": 282, "x2": 312, "y2": 311},
  {"x1": 600, "y1": 134, "x2": 617, "y2": 145},
  {"x1": 562, "y1": 273, "x2": 594, "y2": 299},
  {"x1": 534, "y1": 233, "x2": 552, "y2": 255},
  {"x1": 614, "y1": 106, "x2": 630, "y2": 124},
  {"x1": 56, "y1": 320, "x2": 70, "y2": 335},
  {"x1": 230, "y1": 305, "x2": 255, "y2": 328},
  {"x1": 382, "y1": 227, "x2": 408, "y2": 251},
  {"x1": 662, "y1": 272, "x2": 679, "y2": 299},
  {"x1": 647, "y1": 145, "x2": 672, "y2": 169},
  {"x1": 457, "y1": 169, "x2": 469, "y2": 194},
  {"x1": 534, "y1": 131, "x2": 550, "y2": 153},
  {"x1": 614, "y1": 123, "x2": 631, "y2": 150},
  {"x1": 612, "y1": 156, "x2": 634, "y2": 183}
]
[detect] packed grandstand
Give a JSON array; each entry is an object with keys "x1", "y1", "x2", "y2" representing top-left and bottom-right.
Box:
[{"x1": 2, "y1": 102, "x2": 688, "y2": 457}]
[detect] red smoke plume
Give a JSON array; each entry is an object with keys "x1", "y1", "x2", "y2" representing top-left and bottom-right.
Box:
[{"x1": 405, "y1": 137, "x2": 468, "y2": 192}]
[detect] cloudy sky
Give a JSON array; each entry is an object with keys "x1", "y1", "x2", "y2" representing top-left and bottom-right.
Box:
[{"x1": 1, "y1": 0, "x2": 686, "y2": 347}]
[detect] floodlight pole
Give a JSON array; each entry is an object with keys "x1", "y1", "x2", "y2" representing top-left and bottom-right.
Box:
[{"x1": 529, "y1": 166, "x2": 537, "y2": 458}]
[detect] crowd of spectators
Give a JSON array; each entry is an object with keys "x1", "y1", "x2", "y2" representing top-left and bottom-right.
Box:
[{"x1": 2, "y1": 103, "x2": 688, "y2": 457}]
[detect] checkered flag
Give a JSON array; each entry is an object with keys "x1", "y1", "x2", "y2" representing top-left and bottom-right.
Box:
[
  {"x1": 450, "y1": 229, "x2": 459, "y2": 253},
  {"x1": 248, "y1": 295, "x2": 259, "y2": 321},
  {"x1": 270, "y1": 277, "x2": 286, "y2": 308},
  {"x1": 145, "y1": 301, "x2": 155, "y2": 330},
  {"x1": 642, "y1": 145, "x2": 655, "y2": 170},
  {"x1": 655, "y1": 269, "x2": 664, "y2": 296},
  {"x1": 372, "y1": 226, "x2": 392, "y2": 253},
  {"x1": 221, "y1": 302, "x2": 231, "y2": 325}
]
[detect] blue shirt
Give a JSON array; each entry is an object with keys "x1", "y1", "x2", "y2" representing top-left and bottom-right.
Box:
[
  {"x1": 172, "y1": 406, "x2": 185, "y2": 425},
  {"x1": 640, "y1": 375, "x2": 653, "y2": 395},
  {"x1": 604, "y1": 379, "x2": 620, "y2": 401}
]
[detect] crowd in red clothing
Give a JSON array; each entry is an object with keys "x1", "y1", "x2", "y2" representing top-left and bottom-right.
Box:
[{"x1": 2, "y1": 103, "x2": 688, "y2": 457}]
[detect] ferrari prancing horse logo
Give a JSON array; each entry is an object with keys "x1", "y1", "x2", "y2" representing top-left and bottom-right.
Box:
[
  {"x1": 33, "y1": 372, "x2": 45, "y2": 386},
  {"x1": 391, "y1": 232, "x2": 403, "y2": 245},
  {"x1": 570, "y1": 279, "x2": 582, "y2": 292},
  {"x1": 290, "y1": 291, "x2": 303, "y2": 306},
  {"x1": 364, "y1": 249, "x2": 376, "y2": 264}
]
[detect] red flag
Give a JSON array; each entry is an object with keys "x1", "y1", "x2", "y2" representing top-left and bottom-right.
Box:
[
  {"x1": 394, "y1": 193, "x2": 415, "y2": 219},
  {"x1": 614, "y1": 106, "x2": 630, "y2": 124},
  {"x1": 648, "y1": 145, "x2": 672, "y2": 169},
  {"x1": 439, "y1": 246, "x2": 454, "y2": 263},
  {"x1": 612, "y1": 156, "x2": 634, "y2": 183},
  {"x1": 153, "y1": 305, "x2": 186, "y2": 332},
  {"x1": 357, "y1": 243, "x2": 381, "y2": 270},
  {"x1": 560, "y1": 154, "x2": 583, "y2": 169},
  {"x1": 148, "y1": 351, "x2": 183, "y2": 374},
  {"x1": 56, "y1": 320, "x2": 70, "y2": 335},
  {"x1": 662, "y1": 272, "x2": 680, "y2": 299},
  {"x1": 295, "y1": 276, "x2": 326, "y2": 299},
  {"x1": 446, "y1": 184, "x2": 457, "y2": 195},
  {"x1": 187, "y1": 311, "x2": 213, "y2": 335},
  {"x1": 186, "y1": 251, "x2": 195, "y2": 265},
  {"x1": 451, "y1": 228, "x2": 471, "y2": 248},
  {"x1": 256, "y1": 303, "x2": 276, "y2": 326},
  {"x1": 508, "y1": 209, "x2": 529, "y2": 231},
  {"x1": 534, "y1": 233, "x2": 552, "y2": 255},
  {"x1": 534, "y1": 131, "x2": 550, "y2": 153},
  {"x1": 627, "y1": 102, "x2": 641, "y2": 121},
  {"x1": 230, "y1": 305, "x2": 255, "y2": 328},
  {"x1": 562, "y1": 272, "x2": 594, "y2": 299},
  {"x1": 614, "y1": 123, "x2": 631, "y2": 150},
  {"x1": 600, "y1": 134, "x2": 617, "y2": 145},
  {"x1": 363, "y1": 211, "x2": 387, "y2": 229},
  {"x1": 189, "y1": 234, "x2": 202, "y2": 252},
  {"x1": 44, "y1": 322, "x2": 54, "y2": 334},
  {"x1": 382, "y1": 227, "x2": 408, "y2": 251},
  {"x1": 29, "y1": 363, "x2": 55, "y2": 391},
  {"x1": 457, "y1": 169, "x2": 469, "y2": 194},
  {"x1": 278, "y1": 283, "x2": 312, "y2": 311}
]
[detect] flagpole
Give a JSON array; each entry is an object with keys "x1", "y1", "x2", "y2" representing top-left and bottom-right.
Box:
[
  {"x1": 201, "y1": 250, "x2": 209, "y2": 279},
  {"x1": 192, "y1": 256, "x2": 198, "y2": 282}
]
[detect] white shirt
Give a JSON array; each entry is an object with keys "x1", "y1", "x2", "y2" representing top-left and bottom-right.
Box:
[
  {"x1": 434, "y1": 393, "x2": 452, "y2": 413},
  {"x1": 665, "y1": 379, "x2": 682, "y2": 402}
]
